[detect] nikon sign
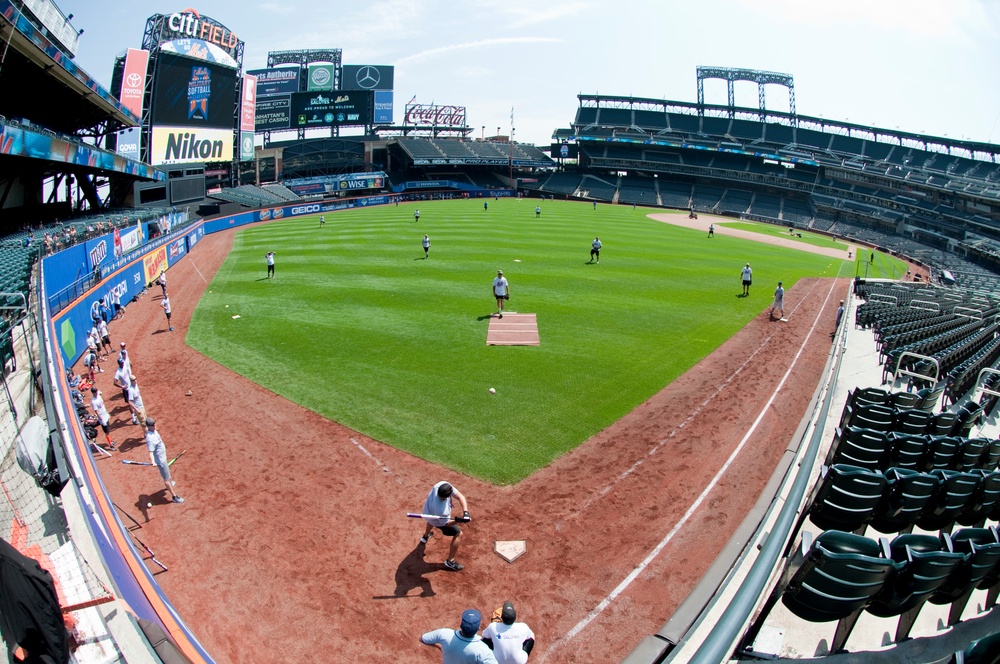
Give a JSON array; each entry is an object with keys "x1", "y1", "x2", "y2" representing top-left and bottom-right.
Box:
[{"x1": 150, "y1": 126, "x2": 233, "y2": 165}]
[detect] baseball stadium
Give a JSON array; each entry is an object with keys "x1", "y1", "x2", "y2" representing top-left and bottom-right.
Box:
[{"x1": 2, "y1": 3, "x2": 1000, "y2": 664}]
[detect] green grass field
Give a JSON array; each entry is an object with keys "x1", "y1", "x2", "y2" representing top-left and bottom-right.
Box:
[
  {"x1": 719, "y1": 220, "x2": 850, "y2": 250},
  {"x1": 187, "y1": 200, "x2": 887, "y2": 484}
]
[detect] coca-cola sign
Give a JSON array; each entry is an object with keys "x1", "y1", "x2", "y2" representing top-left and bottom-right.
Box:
[{"x1": 404, "y1": 104, "x2": 466, "y2": 127}]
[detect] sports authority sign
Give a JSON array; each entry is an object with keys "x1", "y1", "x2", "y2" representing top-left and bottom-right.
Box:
[{"x1": 404, "y1": 103, "x2": 466, "y2": 127}]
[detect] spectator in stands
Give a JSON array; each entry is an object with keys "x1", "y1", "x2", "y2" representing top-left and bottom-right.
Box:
[{"x1": 769, "y1": 281, "x2": 785, "y2": 321}]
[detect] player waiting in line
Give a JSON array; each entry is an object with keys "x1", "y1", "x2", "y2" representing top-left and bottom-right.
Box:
[
  {"x1": 127, "y1": 376, "x2": 147, "y2": 426},
  {"x1": 770, "y1": 281, "x2": 785, "y2": 321},
  {"x1": 90, "y1": 386, "x2": 115, "y2": 452},
  {"x1": 144, "y1": 418, "x2": 185, "y2": 504},
  {"x1": 419, "y1": 481, "x2": 470, "y2": 572},
  {"x1": 97, "y1": 318, "x2": 113, "y2": 357},
  {"x1": 421, "y1": 608, "x2": 496, "y2": 663},
  {"x1": 161, "y1": 295, "x2": 173, "y2": 332},
  {"x1": 589, "y1": 237, "x2": 602, "y2": 264},
  {"x1": 741, "y1": 263, "x2": 752, "y2": 296},
  {"x1": 483, "y1": 602, "x2": 535, "y2": 664},
  {"x1": 265, "y1": 251, "x2": 276, "y2": 278},
  {"x1": 492, "y1": 270, "x2": 510, "y2": 319},
  {"x1": 422, "y1": 234, "x2": 431, "y2": 259},
  {"x1": 157, "y1": 271, "x2": 167, "y2": 296}
]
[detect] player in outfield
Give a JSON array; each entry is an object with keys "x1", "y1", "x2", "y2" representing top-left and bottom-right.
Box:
[
  {"x1": 589, "y1": 237, "x2": 602, "y2": 264},
  {"x1": 420, "y1": 481, "x2": 470, "y2": 572},
  {"x1": 423, "y1": 234, "x2": 431, "y2": 258},
  {"x1": 144, "y1": 418, "x2": 184, "y2": 504},
  {"x1": 492, "y1": 270, "x2": 510, "y2": 319}
]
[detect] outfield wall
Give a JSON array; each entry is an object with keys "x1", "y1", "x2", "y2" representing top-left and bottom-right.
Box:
[{"x1": 41, "y1": 193, "x2": 402, "y2": 660}]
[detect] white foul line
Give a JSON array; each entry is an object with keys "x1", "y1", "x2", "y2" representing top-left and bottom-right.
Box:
[
  {"x1": 188, "y1": 259, "x2": 209, "y2": 284},
  {"x1": 572, "y1": 278, "x2": 824, "y2": 516},
  {"x1": 545, "y1": 279, "x2": 838, "y2": 658}
]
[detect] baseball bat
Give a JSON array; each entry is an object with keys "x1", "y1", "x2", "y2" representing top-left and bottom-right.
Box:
[
  {"x1": 406, "y1": 512, "x2": 471, "y2": 522},
  {"x1": 168, "y1": 450, "x2": 186, "y2": 466},
  {"x1": 121, "y1": 459, "x2": 153, "y2": 466}
]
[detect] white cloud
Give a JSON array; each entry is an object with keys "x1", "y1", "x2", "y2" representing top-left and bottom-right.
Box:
[
  {"x1": 397, "y1": 37, "x2": 562, "y2": 66},
  {"x1": 257, "y1": 2, "x2": 296, "y2": 16}
]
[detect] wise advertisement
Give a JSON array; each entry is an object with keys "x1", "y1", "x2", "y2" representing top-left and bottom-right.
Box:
[
  {"x1": 142, "y1": 246, "x2": 168, "y2": 286},
  {"x1": 150, "y1": 126, "x2": 233, "y2": 165}
]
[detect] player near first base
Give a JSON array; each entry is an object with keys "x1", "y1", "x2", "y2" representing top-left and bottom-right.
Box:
[{"x1": 770, "y1": 281, "x2": 785, "y2": 320}]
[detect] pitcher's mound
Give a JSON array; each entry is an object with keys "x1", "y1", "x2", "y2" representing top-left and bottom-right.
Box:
[{"x1": 487, "y1": 313, "x2": 539, "y2": 346}]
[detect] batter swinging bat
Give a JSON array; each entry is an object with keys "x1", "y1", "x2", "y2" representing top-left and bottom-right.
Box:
[{"x1": 406, "y1": 512, "x2": 471, "y2": 522}]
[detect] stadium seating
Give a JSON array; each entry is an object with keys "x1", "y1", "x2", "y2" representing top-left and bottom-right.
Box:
[{"x1": 806, "y1": 464, "x2": 888, "y2": 532}]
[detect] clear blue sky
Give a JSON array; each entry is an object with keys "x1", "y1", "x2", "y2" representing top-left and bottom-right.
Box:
[{"x1": 56, "y1": 0, "x2": 1000, "y2": 148}]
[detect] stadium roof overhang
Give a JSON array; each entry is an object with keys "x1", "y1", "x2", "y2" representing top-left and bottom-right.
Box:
[{"x1": 0, "y1": 7, "x2": 137, "y2": 132}]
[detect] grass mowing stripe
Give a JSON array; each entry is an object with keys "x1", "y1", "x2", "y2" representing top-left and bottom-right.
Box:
[{"x1": 190, "y1": 200, "x2": 847, "y2": 484}]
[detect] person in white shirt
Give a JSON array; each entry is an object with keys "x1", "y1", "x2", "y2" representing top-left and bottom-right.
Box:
[
  {"x1": 770, "y1": 281, "x2": 785, "y2": 321},
  {"x1": 127, "y1": 376, "x2": 146, "y2": 426},
  {"x1": 422, "y1": 235, "x2": 431, "y2": 259},
  {"x1": 144, "y1": 418, "x2": 184, "y2": 504},
  {"x1": 589, "y1": 237, "x2": 602, "y2": 264},
  {"x1": 420, "y1": 481, "x2": 471, "y2": 572},
  {"x1": 157, "y1": 271, "x2": 167, "y2": 296},
  {"x1": 97, "y1": 318, "x2": 113, "y2": 356},
  {"x1": 265, "y1": 251, "x2": 276, "y2": 278},
  {"x1": 482, "y1": 602, "x2": 535, "y2": 664},
  {"x1": 492, "y1": 270, "x2": 510, "y2": 319},
  {"x1": 90, "y1": 386, "x2": 115, "y2": 451},
  {"x1": 161, "y1": 295, "x2": 173, "y2": 331},
  {"x1": 741, "y1": 263, "x2": 752, "y2": 296},
  {"x1": 114, "y1": 358, "x2": 132, "y2": 405}
]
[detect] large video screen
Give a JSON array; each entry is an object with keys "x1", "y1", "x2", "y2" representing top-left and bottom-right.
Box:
[
  {"x1": 152, "y1": 54, "x2": 237, "y2": 129},
  {"x1": 290, "y1": 90, "x2": 373, "y2": 127}
]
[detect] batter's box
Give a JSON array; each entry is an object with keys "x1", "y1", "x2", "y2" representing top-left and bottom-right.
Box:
[{"x1": 495, "y1": 540, "x2": 526, "y2": 563}]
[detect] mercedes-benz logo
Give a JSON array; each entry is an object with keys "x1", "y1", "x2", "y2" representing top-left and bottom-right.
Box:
[
  {"x1": 126, "y1": 72, "x2": 143, "y2": 88},
  {"x1": 356, "y1": 65, "x2": 380, "y2": 89}
]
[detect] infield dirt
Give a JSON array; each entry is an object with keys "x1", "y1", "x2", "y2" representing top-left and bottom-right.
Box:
[{"x1": 90, "y1": 213, "x2": 854, "y2": 663}]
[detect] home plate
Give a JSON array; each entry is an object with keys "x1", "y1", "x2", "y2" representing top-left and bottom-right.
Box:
[{"x1": 495, "y1": 540, "x2": 526, "y2": 563}]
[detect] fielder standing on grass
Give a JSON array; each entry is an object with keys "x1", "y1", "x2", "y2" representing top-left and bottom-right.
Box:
[
  {"x1": 144, "y1": 418, "x2": 184, "y2": 504},
  {"x1": 265, "y1": 251, "x2": 276, "y2": 278},
  {"x1": 422, "y1": 234, "x2": 431, "y2": 259},
  {"x1": 492, "y1": 270, "x2": 510, "y2": 319},
  {"x1": 589, "y1": 237, "x2": 602, "y2": 263},
  {"x1": 770, "y1": 281, "x2": 785, "y2": 321},
  {"x1": 741, "y1": 263, "x2": 753, "y2": 296},
  {"x1": 420, "y1": 481, "x2": 470, "y2": 572}
]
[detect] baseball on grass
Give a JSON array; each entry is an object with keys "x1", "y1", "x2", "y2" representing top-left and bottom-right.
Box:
[{"x1": 489, "y1": 387, "x2": 496, "y2": 394}]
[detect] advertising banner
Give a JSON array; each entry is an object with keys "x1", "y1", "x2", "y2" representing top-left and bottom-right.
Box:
[
  {"x1": 254, "y1": 96, "x2": 291, "y2": 131},
  {"x1": 240, "y1": 131, "x2": 254, "y2": 161},
  {"x1": 240, "y1": 75, "x2": 257, "y2": 131},
  {"x1": 341, "y1": 65, "x2": 394, "y2": 91},
  {"x1": 290, "y1": 91, "x2": 372, "y2": 128},
  {"x1": 119, "y1": 48, "x2": 149, "y2": 117},
  {"x1": 152, "y1": 54, "x2": 238, "y2": 128},
  {"x1": 142, "y1": 246, "x2": 168, "y2": 285},
  {"x1": 150, "y1": 126, "x2": 233, "y2": 165},
  {"x1": 167, "y1": 237, "x2": 187, "y2": 264},
  {"x1": 158, "y1": 9, "x2": 241, "y2": 61},
  {"x1": 116, "y1": 127, "x2": 141, "y2": 160},
  {"x1": 404, "y1": 103, "x2": 466, "y2": 127},
  {"x1": 307, "y1": 63, "x2": 335, "y2": 91},
  {"x1": 159, "y1": 39, "x2": 238, "y2": 68},
  {"x1": 248, "y1": 67, "x2": 299, "y2": 96},
  {"x1": 374, "y1": 90, "x2": 393, "y2": 124}
]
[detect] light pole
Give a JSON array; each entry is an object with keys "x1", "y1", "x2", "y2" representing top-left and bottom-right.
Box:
[
  {"x1": 509, "y1": 128, "x2": 514, "y2": 188},
  {"x1": 481, "y1": 126, "x2": 485, "y2": 141}
]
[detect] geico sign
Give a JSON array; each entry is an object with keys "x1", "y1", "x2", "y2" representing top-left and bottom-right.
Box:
[{"x1": 290, "y1": 204, "x2": 320, "y2": 215}]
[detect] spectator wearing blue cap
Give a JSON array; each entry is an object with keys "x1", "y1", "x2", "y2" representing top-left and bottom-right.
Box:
[{"x1": 421, "y1": 608, "x2": 497, "y2": 663}]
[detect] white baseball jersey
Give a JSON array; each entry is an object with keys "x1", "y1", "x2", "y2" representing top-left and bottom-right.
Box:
[
  {"x1": 422, "y1": 236, "x2": 430, "y2": 248},
  {"x1": 91, "y1": 392, "x2": 110, "y2": 426},
  {"x1": 592, "y1": 239, "x2": 602, "y2": 250},
  {"x1": 266, "y1": 252, "x2": 275, "y2": 266},
  {"x1": 493, "y1": 277, "x2": 509, "y2": 297},
  {"x1": 742, "y1": 266, "x2": 752, "y2": 281},
  {"x1": 482, "y1": 622, "x2": 535, "y2": 664}
]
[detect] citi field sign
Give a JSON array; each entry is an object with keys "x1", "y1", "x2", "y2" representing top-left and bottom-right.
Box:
[{"x1": 158, "y1": 9, "x2": 241, "y2": 56}]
